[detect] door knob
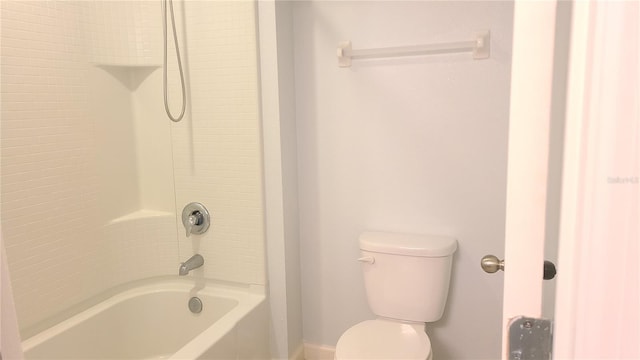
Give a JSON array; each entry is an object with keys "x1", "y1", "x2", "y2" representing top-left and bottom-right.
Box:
[
  {"x1": 481, "y1": 255, "x2": 505, "y2": 273},
  {"x1": 481, "y1": 255, "x2": 557, "y2": 280},
  {"x1": 543, "y1": 260, "x2": 557, "y2": 280}
]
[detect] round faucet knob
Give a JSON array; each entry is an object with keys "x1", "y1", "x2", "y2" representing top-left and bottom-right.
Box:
[{"x1": 182, "y1": 203, "x2": 211, "y2": 238}]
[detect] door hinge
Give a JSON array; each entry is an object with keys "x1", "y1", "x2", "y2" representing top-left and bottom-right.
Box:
[{"x1": 508, "y1": 316, "x2": 553, "y2": 360}]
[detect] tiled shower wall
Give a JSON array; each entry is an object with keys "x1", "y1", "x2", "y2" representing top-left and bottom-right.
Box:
[
  {"x1": 169, "y1": 1, "x2": 265, "y2": 285},
  {"x1": 0, "y1": 0, "x2": 264, "y2": 336}
]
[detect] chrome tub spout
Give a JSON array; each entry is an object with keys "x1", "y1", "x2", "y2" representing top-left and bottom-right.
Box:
[{"x1": 179, "y1": 254, "x2": 204, "y2": 276}]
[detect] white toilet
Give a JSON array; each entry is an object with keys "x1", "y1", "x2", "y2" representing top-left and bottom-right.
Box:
[{"x1": 335, "y1": 231, "x2": 457, "y2": 360}]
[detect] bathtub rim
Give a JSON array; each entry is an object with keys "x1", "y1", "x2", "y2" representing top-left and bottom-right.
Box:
[{"x1": 21, "y1": 276, "x2": 265, "y2": 358}]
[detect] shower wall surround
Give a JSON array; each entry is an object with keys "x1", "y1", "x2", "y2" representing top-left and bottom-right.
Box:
[
  {"x1": 168, "y1": 1, "x2": 265, "y2": 286},
  {"x1": 0, "y1": 0, "x2": 263, "y2": 336}
]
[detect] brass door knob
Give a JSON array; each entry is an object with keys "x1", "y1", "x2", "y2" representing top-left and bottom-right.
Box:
[{"x1": 481, "y1": 255, "x2": 505, "y2": 273}]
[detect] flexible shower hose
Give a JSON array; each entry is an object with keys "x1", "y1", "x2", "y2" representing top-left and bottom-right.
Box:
[{"x1": 162, "y1": 0, "x2": 186, "y2": 122}]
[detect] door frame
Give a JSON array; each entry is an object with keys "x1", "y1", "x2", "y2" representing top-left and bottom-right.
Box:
[{"x1": 502, "y1": 0, "x2": 557, "y2": 358}]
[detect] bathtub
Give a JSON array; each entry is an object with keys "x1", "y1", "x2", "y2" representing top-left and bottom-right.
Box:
[{"x1": 22, "y1": 278, "x2": 269, "y2": 359}]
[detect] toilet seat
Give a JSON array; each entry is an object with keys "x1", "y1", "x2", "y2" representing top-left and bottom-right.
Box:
[{"x1": 335, "y1": 320, "x2": 432, "y2": 360}]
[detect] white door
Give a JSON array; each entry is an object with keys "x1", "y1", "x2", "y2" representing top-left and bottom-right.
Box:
[
  {"x1": 503, "y1": 1, "x2": 640, "y2": 360},
  {"x1": 553, "y1": 1, "x2": 640, "y2": 359}
]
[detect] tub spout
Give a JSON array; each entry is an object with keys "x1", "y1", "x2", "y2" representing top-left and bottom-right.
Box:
[{"x1": 179, "y1": 254, "x2": 204, "y2": 276}]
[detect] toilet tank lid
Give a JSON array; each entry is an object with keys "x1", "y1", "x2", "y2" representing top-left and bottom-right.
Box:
[{"x1": 359, "y1": 231, "x2": 457, "y2": 257}]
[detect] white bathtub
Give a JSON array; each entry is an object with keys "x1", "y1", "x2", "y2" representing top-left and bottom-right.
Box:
[{"x1": 22, "y1": 278, "x2": 269, "y2": 359}]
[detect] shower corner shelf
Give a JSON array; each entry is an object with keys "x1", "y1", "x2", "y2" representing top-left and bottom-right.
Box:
[
  {"x1": 107, "y1": 209, "x2": 175, "y2": 226},
  {"x1": 337, "y1": 30, "x2": 490, "y2": 68},
  {"x1": 93, "y1": 62, "x2": 162, "y2": 68},
  {"x1": 93, "y1": 63, "x2": 162, "y2": 91}
]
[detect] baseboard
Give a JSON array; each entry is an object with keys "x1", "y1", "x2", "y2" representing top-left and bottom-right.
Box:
[{"x1": 303, "y1": 342, "x2": 336, "y2": 360}]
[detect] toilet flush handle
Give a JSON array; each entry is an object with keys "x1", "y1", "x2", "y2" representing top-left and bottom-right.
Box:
[{"x1": 357, "y1": 256, "x2": 375, "y2": 264}]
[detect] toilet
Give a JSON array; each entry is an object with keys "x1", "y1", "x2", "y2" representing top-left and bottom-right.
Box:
[{"x1": 335, "y1": 231, "x2": 457, "y2": 360}]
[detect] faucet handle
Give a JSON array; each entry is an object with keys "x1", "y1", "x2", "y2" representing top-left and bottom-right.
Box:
[
  {"x1": 182, "y1": 202, "x2": 211, "y2": 238},
  {"x1": 185, "y1": 213, "x2": 201, "y2": 238}
]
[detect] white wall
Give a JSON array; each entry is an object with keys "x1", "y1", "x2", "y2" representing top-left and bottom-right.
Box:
[
  {"x1": 259, "y1": 1, "x2": 305, "y2": 358},
  {"x1": 292, "y1": 1, "x2": 513, "y2": 358}
]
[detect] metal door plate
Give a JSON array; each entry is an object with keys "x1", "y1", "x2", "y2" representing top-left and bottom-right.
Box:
[{"x1": 508, "y1": 316, "x2": 553, "y2": 360}]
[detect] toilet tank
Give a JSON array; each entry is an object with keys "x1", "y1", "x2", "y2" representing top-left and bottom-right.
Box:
[{"x1": 359, "y1": 231, "x2": 457, "y2": 322}]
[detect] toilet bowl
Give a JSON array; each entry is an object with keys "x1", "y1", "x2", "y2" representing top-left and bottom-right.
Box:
[
  {"x1": 335, "y1": 319, "x2": 433, "y2": 360},
  {"x1": 334, "y1": 231, "x2": 457, "y2": 360}
]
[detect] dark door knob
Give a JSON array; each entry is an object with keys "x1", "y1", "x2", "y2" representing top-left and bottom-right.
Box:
[{"x1": 543, "y1": 260, "x2": 557, "y2": 280}]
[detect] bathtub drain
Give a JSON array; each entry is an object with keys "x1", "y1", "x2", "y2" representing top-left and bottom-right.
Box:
[{"x1": 188, "y1": 297, "x2": 203, "y2": 313}]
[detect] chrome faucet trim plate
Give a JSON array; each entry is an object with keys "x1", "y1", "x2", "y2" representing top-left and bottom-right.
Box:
[{"x1": 182, "y1": 202, "x2": 210, "y2": 238}]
